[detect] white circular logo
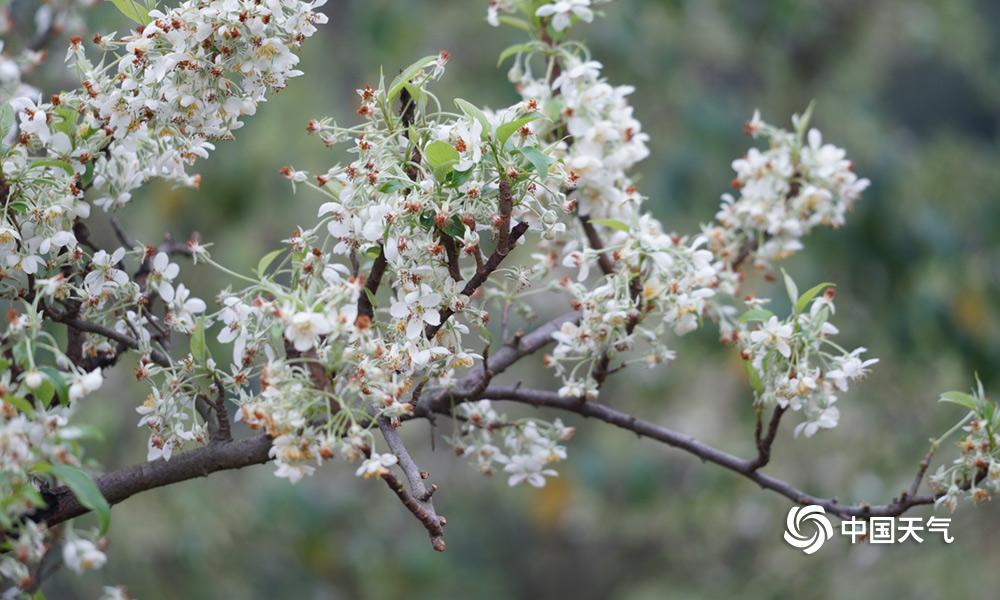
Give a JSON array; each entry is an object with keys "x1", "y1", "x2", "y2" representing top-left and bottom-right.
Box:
[{"x1": 784, "y1": 505, "x2": 833, "y2": 555}]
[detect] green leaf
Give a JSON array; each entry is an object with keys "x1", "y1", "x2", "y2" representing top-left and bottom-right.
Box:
[
  {"x1": 424, "y1": 140, "x2": 460, "y2": 179},
  {"x1": 29, "y1": 159, "x2": 74, "y2": 175},
  {"x1": 50, "y1": 465, "x2": 111, "y2": 535},
  {"x1": 34, "y1": 380, "x2": 55, "y2": 406},
  {"x1": 497, "y1": 15, "x2": 532, "y2": 32},
  {"x1": 441, "y1": 215, "x2": 466, "y2": 239},
  {"x1": 39, "y1": 367, "x2": 69, "y2": 405},
  {"x1": 107, "y1": 0, "x2": 151, "y2": 25},
  {"x1": 454, "y1": 99, "x2": 491, "y2": 137},
  {"x1": 744, "y1": 361, "x2": 764, "y2": 395},
  {"x1": 794, "y1": 282, "x2": 835, "y2": 315},
  {"x1": 6, "y1": 200, "x2": 29, "y2": 214},
  {"x1": 738, "y1": 308, "x2": 775, "y2": 324},
  {"x1": 781, "y1": 269, "x2": 799, "y2": 306},
  {"x1": 497, "y1": 42, "x2": 536, "y2": 67},
  {"x1": 255, "y1": 248, "x2": 284, "y2": 277},
  {"x1": 378, "y1": 179, "x2": 412, "y2": 195},
  {"x1": 496, "y1": 113, "x2": 542, "y2": 147},
  {"x1": 939, "y1": 391, "x2": 978, "y2": 412},
  {"x1": 517, "y1": 146, "x2": 552, "y2": 177},
  {"x1": 3, "y1": 395, "x2": 35, "y2": 417},
  {"x1": 0, "y1": 102, "x2": 13, "y2": 139},
  {"x1": 589, "y1": 218, "x2": 629, "y2": 233},
  {"x1": 52, "y1": 105, "x2": 79, "y2": 139},
  {"x1": 387, "y1": 55, "x2": 438, "y2": 104},
  {"x1": 364, "y1": 287, "x2": 378, "y2": 310},
  {"x1": 190, "y1": 317, "x2": 207, "y2": 365}
]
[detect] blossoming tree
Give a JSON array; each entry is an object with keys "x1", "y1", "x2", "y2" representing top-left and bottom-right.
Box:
[{"x1": 0, "y1": 0, "x2": 995, "y2": 595}]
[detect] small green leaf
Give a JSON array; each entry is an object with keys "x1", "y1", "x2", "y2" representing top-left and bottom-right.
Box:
[
  {"x1": 364, "y1": 287, "x2": 378, "y2": 309},
  {"x1": 744, "y1": 361, "x2": 764, "y2": 395},
  {"x1": 0, "y1": 102, "x2": 13, "y2": 139},
  {"x1": 517, "y1": 146, "x2": 552, "y2": 177},
  {"x1": 496, "y1": 113, "x2": 542, "y2": 146},
  {"x1": 441, "y1": 215, "x2": 466, "y2": 239},
  {"x1": 39, "y1": 367, "x2": 69, "y2": 405},
  {"x1": 378, "y1": 179, "x2": 412, "y2": 194},
  {"x1": 50, "y1": 465, "x2": 111, "y2": 535},
  {"x1": 781, "y1": 269, "x2": 799, "y2": 306},
  {"x1": 107, "y1": 0, "x2": 151, "y2": 25},
  {"x1": 739, "y1": 308, "x2": 775, "y2": 324},
  {"x1": 939, "y1": 391, "x2": 978, "y2": 412},
  {"x1": 497, "y1": 42, "x2": 536, "y2": 67},
  {"x1": 190, "y1": 317, "x2": 207, "y2": 365},
  {"x1": 589, "y1": 218, "x2": 629, "y2": 233},
  {"x1": 7, "y1": 200, "x2": 29, "y2": 214},
  {"x1": 52, "y1": 105, "x2": 79, "y2": 139},
  {"x1": 388, "y1": 55, "x2": 438, "y2": 103},
  {"x1": 424, "y1": 140, "x2": 460, "y2": 179},
  {"x1": 29, "y1": 159, "x2": 74, "y2": 175},
  {"x1": 454, "y1": 99, "x2": 491, "y2": 137},
  {"x1": 497, "y1": 15, "x2": 532, "y2": 32},
  {"x1": 34, "y1": 380, "x2": 55, "y2": 406},
  {"x1": 794, "y1": 282, "x2": 835, "y2": 315},
  {"x1": 3, "y1": 395, "x2": 35, "y2": 417},
  {"x1": 256, "y1": 248, "x2": 284, "y2": 277}
]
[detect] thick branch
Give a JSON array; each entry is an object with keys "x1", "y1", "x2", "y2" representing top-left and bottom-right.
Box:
[{"x1": 32, "y1": 435, "x2": 272, "y2": 528}]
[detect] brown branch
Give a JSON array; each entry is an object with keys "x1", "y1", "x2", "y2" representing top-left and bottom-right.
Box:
[
  {"x1": 378, "y1": 418, "x2": 446, "y2": 551},
  {"x1": 460, "y1": 385, "x2": 938, "y2": 519},
  {"x1": 356, "y1": 245, "x2": 388, "y2": 321},
  {"x1": 50, "y1": 315, "x2": 170, "y2": 368},
  {"x1": 578, "y1": 214, "x2": 615, "y2": 276},
  {"x1": 31, "y1": 435, "x2": 272, "y2": 529},
  {"x1": 425, "y1": 221, "x2": 530, "y2": 339},
  {"x1": 440, "y1": 232, "x2": 463, "y2": 282},
  {"x1": 749, "y1": 404, "x2": 787, "y2": 470},
  {"x1": 496, "y1": 176, "x2": 514, "y2": 254}
]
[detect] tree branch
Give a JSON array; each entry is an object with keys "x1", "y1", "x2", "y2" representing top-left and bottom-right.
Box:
[
  {"x1": 447, "y1": 385, "x2": 939, "y2": 519},
  {"x1": 425, "y1": 221, "x2": 530, "y2": 339},
  {"x1": 31, "y1": 436, "x2": 272, "y2": 529},
  {"x1": 578, "y1": 214, "x2": 615, "y2": 276},
  {"x1": 378, "y1": 418, "x2": 446, "y2": 551}
]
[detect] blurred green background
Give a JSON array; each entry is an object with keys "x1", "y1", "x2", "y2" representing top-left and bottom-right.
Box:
[{"x1": 24, "y1": 0, "x2": 1000, "y2": 597}]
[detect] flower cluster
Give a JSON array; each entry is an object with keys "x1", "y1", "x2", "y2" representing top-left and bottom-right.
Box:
[
  {"x1": 931, "y1": 381, "x2": 1000, "y2": 511},
  {"x1": 702, "y1": 109, "x2": 871, "y2": 273},
  {"x1": 449, "y1": 400, "x2": 574, "y2": 487},
  {"x1": 0, "y1": 301, "x2": 108, "y2": 588},
  {"x1": 732, "y1": 279, "x2": 878, "y2": 437}
]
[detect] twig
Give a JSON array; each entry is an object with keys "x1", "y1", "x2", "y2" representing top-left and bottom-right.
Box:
[
  {"x1": 425, "y1": 221, "x2": 530, "y2": 339},
  {"x1": 356, "y1": 245, "x2": 388, "y2": 321},
  {"x1": 378, "y1": 418, "x2": 446, "y2": 550},
  {"x1": 578, "y1": 214, "x2": 615, "y2": 276}
]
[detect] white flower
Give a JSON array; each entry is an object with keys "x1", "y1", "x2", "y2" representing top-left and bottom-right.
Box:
[
  {"x1": 284, "y1": 311, "x2": 334, "y2": 352},
  {"x1": 69, "y1": 368, "x2": 103, "y2": 402},
  {"x1": 84, "y1": 248, "x2": 128, "y2": 295},
  {"x1": 826, "y1": 348, "x2": 878, "y2": 392},
  {"x1": 355, "y1": 453, "x2": 398, "y2": 479},
  {"x1": 793, "y1": 404, "x2": 839, "y2": 438},
  {"x1": 62, "y1": 539, "x2": 107, "y2": 574},
  {"x1": 148, "y1": 252, "x2": 180, "y2": 302},
  {"x1": 168, "y1": 284, "x2": 206, "y2": 332},
  {"x1": 390, "y1": 284, "x2": 442, "y2": 339},
  {"x1": 749, "y1": 316, "x2": 794, "y2": 358},
  {"x1": 498, "y1": 453, "x2": 558, "y2": 487},
  {"x1": 535, "y1": 0, "x2": 594, "y2": 32}
]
